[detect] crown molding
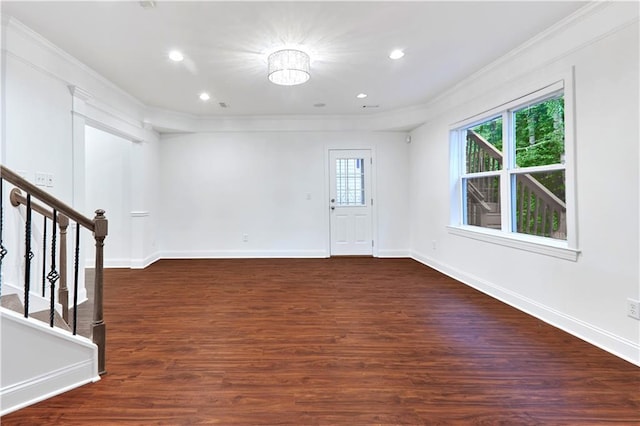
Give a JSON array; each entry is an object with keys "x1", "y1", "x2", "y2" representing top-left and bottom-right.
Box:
[
  {"x1": 4, "y1": 16, "x2": 145, "y2": 109},
  {"x1": 2, "y1": 2, "x2": 635, "y2": 135},
  {"x1": 68, "y1": 85, "x2": 93, "y2": 102}
]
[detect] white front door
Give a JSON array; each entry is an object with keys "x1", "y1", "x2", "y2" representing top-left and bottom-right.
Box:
[{"x1": 329, "y1": 149, "x2": 373, "y2": 256}]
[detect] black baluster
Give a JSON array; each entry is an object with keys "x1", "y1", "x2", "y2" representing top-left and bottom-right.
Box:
[
  {"x1": 42, "y1": 216, "x2": 47, "y2": 296},
  {"x1": 24, "y1": 194, "x2": 33, "y2": 318},
  {"x1": 47, "y1": 210, "x2": 60, "y2": 327},
  {"x1": 73, "y1": 224, "x2": 80, "y2": 335}
]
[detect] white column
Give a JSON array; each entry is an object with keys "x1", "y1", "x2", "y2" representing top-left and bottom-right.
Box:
[
  {"x1": 130, "y1": 136, "x2": 150, "y2": 268},
  {"x1": 68, "y1": 85, "x2": 92, "y2": 302}
]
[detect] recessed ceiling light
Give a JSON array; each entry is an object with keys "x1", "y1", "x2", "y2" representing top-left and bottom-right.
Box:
[
  {"x1": 356, "y1": 93, "x2": 368, "y2": 99},
  {"x1": 169, "y1": 50, "x2": 184, "y2": 62},
  {"x1": 199, "y1": 92, "x2": 210, "y2": 101},
  {"x1": 389, "y1": 49, "x2": 405, "y2": 60}
]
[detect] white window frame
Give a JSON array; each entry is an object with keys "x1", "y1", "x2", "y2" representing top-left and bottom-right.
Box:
[{"x1": 447, "y1": 73, "x2": 579, "y2": 261}]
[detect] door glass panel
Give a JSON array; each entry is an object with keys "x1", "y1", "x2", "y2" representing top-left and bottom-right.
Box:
[{"x1": 335, "y1": 158, "x2": 365, "y2": 206}]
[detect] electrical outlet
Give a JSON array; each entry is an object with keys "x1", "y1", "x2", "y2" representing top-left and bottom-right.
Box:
[
  {"x1": 242, "y1": 234, "x2": 249, "y2": 243},
  {"x1": 45, "y1": 173, "x2": 54, "y2": 187},
  {"x1": 627, "y1": 298, "x2": 640, "y2": 320},
  {"x1": 432, "y1": 240, "x2": 437, "y2": 250}
]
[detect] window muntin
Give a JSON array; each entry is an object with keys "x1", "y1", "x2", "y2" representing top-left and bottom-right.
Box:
[
  {"x1": 457, "y1": 91, "x2": 567, "y2": 241},
  {"x1": 335, "y1": 158, "x2": 365, "y2": 206}
]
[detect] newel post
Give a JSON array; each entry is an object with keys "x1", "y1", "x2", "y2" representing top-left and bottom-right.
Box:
[{"x1": 92, "y1": 209, "x2": 108, "y2": 375}]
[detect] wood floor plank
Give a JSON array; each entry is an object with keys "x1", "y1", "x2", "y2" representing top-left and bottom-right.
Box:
[{"x1": 2, "y1": 258, "x2": 639, "y2": 425}]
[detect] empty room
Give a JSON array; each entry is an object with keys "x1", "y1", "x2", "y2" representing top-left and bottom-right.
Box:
[{"x1": 1, "y1": 1, "x2": 638, "y2": 424}]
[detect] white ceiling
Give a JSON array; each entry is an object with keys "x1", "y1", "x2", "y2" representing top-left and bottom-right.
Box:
[{"x1": 2, "y1": 1, "x2": 588, "y2": 118}]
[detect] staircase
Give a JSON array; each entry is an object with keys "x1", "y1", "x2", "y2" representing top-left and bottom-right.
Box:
[
  {"x1": 0, "y1": 165, "x2": 108, "y2": 416},
  {"x1": 465, "y1": 130, "x2": 566, "y2": 239}
]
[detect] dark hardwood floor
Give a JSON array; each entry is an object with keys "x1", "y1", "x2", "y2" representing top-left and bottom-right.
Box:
[{"x1": 3, "y1": 258, "x2": 639, "y2": 425}]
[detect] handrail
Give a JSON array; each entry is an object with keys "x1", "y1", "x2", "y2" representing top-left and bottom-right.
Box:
[
  {"x1": 1, "y1": 164, "x2": 108, "y2": 374},
  {"x1": 10, "y1": 188, "x2": 70, "y2": 228},
  {"x1": 518, "y1": 173, "x2": 565, "y2": 210},
  {"x1": 1, "y1": 166, "x2": 94, "y2": 231},
  {"x1": 466, "y1": 182, "x2": 492, "y2": 212},
  {"x1": 467, "y1": 130, "x2": 502, "y2": 161}
]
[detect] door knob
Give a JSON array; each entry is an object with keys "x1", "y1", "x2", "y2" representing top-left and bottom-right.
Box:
[
  {"x1": 331, "y1": 206, "x2": 335, "y2": 210},
  {"x1": 330, "y1": 198, "x2": 335, "y2": 203}
]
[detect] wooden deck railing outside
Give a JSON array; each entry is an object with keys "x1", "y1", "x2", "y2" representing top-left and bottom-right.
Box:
[{"x1": 466, "y1": 130, "x2": 566, "y2": 239}]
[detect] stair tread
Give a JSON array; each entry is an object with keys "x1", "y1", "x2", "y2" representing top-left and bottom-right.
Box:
[
  {"x1": 1, "y1": 294, "x2": 24, "y2": 315},
  {"x1": 30, "y1": 309, "x2": 71, "y2": 331},
  {"x1": 2, "y1": 293, "x2": 71, "y2": 331}
]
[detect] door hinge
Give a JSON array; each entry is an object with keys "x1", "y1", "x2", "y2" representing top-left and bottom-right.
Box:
[
  {"x1": 371, "y1": 198, "x2": 374, "y2": 205},
  {"x1": 372, "y1": 240, "x2": 374, "y2": 247},
  {"x1": 370, "y1": 157, "x2": 372, "y2": 165}
]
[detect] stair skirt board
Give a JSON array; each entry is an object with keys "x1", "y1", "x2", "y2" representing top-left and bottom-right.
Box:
[{"x1": 0, "y1": 309, "x2": 100, "y2": 416}]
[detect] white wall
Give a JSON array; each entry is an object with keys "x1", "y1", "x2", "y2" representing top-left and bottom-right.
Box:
[
  {"x1": 159, "y1": 131, "x2": 409, "y2": 258},
  {"x1": 3, "y1": 3, "x2": 638, "y2": 367},
  {"x1": 408, "y1": 3, "x2": 639, "y2": 364},
  {"x1": 1, "y1": 17, "x2": 161, "y2": 288},
  {"x1": 84, "y1": 126, "x2": 132, "y2": 267},
  {"x1": 2, "y1": 42, "x2": 74, "y2": 292}
]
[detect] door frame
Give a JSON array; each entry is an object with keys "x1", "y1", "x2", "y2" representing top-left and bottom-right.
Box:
[{"x1": 324, "y1": 146, "x2": 378, "y2": 257}]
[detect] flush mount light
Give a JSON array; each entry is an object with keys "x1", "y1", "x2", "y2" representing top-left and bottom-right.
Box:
[
  {"x1": 356, "y1": 93, "x2": 368, "y2": 99},
  {"x1": 268, "y1": 49, "x2": 310, "y2": 86},
  {"x1": 389, "y1": 49, "x2": 405, "y2": 60},
  {"x1": 199, "y1": 92, "x2": 210, "y2": 101},
  {"x1": 169, "y1": 50, "x2": 184, "y2": 62}
]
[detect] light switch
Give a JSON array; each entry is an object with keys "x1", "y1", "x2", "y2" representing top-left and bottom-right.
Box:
[{"x1": 35, "y1": 172, "x2": 46, "y2": 186}]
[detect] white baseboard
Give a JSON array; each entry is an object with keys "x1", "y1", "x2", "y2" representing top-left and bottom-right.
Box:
[
  {"x1": 377, "y1": 249, "x2": 410, "y2": 258},
  {"x1": 0, "y1": 359, "x2": 100, "y2": 416},
  {"x1": 130, "y1": 251, "x2": 161, "y2": 269},
  {"x1": 411, "y1": 250, "x2": 640, "y2": 367},
  {"x1": 94, "y1": 249, "x2": 410, "y2": 269},
  {"x1": 160, "y1": 249, "x2": 329, "y2": 259}
]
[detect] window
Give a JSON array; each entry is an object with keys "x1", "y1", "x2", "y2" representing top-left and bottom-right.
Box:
[
  {"x1": 449, "y1": 80, "x2": 578, "y2": 260},
  {"x1": 335, "y1": 158, "x2": 365, "y2": 206}
]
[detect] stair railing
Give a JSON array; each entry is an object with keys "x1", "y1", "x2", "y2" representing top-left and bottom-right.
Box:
[
  {"x1": 466, "y1": 130, "x2": 566, "y2": 238},
  {"x1": 0, "y1": 165, "x2": 108, "y2": 374}
]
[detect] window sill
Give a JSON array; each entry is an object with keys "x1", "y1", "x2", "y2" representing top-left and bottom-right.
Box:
[{"x1": 446, "y1": 226, "x2": 580, "y2": 261}]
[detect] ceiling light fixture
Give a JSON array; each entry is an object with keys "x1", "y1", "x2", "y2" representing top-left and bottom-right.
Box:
[
  {"x1": 169, "y1": 50, "x2": 184, "y2": 62},
  {"x1": 356, "y1": 93, "x2": 368, "y2": 99},
  {"x1": 268, "y1": 49, "x2": 310, "y2": 86},
  {"x1": 199, "y1": 92, "x2": 210, "y2": 101},
  {"x1": 389, "y1": 49, "x2": 405, "y2": 60}
]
